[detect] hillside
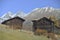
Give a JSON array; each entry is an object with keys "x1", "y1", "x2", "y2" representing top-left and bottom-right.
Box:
[
  {"x1": 0, "y1": 24, "x2": 49, "y2": 40},
  {"x1": 24, "y1": 7, "x2": 60, "y2": 20}
]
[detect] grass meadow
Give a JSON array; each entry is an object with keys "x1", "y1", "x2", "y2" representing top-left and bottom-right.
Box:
[{"x1": 0, "y1": 24, "x2": 49, "y2": 40}]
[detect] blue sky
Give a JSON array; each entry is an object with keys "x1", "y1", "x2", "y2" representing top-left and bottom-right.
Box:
[{"x1": 0, "y1": 0, "x2": 60, "y2": 16}]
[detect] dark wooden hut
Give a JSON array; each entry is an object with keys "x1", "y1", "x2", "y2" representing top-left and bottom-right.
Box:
[
  {"x1": 32, "y1": 17, "x2": 54, "y2": 33},
  {"x1": 2, "y1": 16, "x2": 25, "y2": 29}
]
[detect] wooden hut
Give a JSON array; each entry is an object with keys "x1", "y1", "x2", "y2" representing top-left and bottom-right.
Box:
[
  {"x1": 2, "y1": 16, "x2": 25, "y2": 29},
  {"x1": 32, "y1": 17, "x2": 54, "y2": 33}
]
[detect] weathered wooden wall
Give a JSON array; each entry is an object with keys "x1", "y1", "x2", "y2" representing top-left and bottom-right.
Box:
[
  {"x1": 3, "y1": 18, "x2": 24, "y2": 29},
  {"x1": 32, "y1": 17, "x2": 54, "y2": 33}
]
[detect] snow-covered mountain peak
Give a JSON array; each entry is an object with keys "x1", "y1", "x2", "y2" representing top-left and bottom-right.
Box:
[
  {"x1": 0, "y1": 11, "x2": 27, "y2": 23},
  {"x1": 2, "y1": 11, "x2": 13, "y2": 18},
  {"x1": 29, "y1": 7, "x2": 55, "y2": 13},
  {"x1": 41, "y1": 7, "x2": 55, "y2": 12},
  {"x1": 0, "y1": 7, "x2": 60, "y2": 24},
  {"x1": 24, "y1": 7, "x2": 60, "y2": 20},
  {"x1": 32, "y1": 8, "x2": 40, "y2": 11},
  {"x1": 13, "y1": 11, "x2": 26, "y2": 18}
]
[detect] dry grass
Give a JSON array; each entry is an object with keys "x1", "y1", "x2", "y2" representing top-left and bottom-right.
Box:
[
  {"x1": 0, "y1": 24, "x2": 49, "y2": 40},
  {"x1": 0, "y1": 24, "x2": 60, "y2": 40}
]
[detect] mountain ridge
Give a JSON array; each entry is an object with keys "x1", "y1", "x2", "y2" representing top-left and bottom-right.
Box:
[
  {"x1": 0, "y1": 7, "x2": 60, "y2": 24},
  {"x1": 24, "y1": 7, "x2": 60, "y2": 20}
]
